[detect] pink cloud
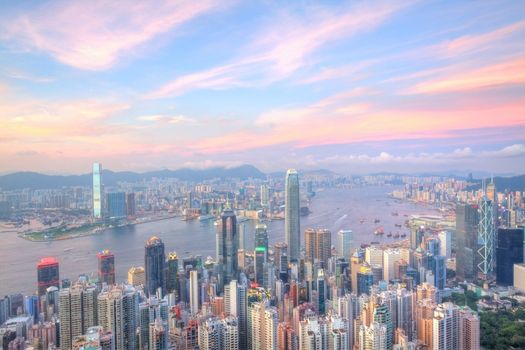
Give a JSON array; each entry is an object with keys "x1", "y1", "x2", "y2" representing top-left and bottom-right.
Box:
[
  {"x1": 0, "y1": 1, "x2": 224, "y2": 70},
  {"x1": 147, "y1": 2, "x2": 411, "y2": 98},
  {"x1": 406, "y1": 56, "x2": 525, "y2": 94}
]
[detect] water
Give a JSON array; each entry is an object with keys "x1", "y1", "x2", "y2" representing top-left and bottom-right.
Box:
[{"x1": 0, "y1": 186, "x2": 437, "y2": 296}]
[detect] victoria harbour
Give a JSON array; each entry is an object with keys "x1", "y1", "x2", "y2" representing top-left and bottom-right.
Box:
[{"x1": 0, "y1": 186, "x2": 431, "y2": 296}]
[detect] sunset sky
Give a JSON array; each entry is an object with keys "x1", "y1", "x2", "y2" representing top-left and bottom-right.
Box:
[{"x1": 0, "y1": 0, "x2": 524, "y2": 175}]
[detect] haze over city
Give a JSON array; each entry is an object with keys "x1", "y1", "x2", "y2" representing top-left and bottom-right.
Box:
[{"x1": 0, "y1": 1, "x2": 524, "y2": 175}]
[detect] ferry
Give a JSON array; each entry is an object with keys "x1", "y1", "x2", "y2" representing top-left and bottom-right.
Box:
[
  {"x1": 198, "y1": 215, "x2": 215, "y2": 221},
  {"x1": 374, "y1": 227, "x2": 385, "y2": 235}
]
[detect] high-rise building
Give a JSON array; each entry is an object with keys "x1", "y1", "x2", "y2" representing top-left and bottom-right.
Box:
[
  {"x1": 434, "y1": 255, "x2": 446, "y2": 290},
  {"x1": 217, "y1": 208, "x2": 238, "y2": 285},
  {"x1": 145, "y1": 236, "x2": 166, "y2": 296},
  {"x1": 250, "y1": 302, "x2": 279, "y2": 350},
  {"x1": 304, "y1": 228, "x2": 332, "y2": 267},
  {"x1": 496, "y1": 228, "x2": 524, "y2": 285},
  {"x1": 255, "y1": 247, "x2": 266, "y2": 286},
  {"x1": 514, "y1": 263, "x2": 525, "y2": 292},
  {"x1": 432, "y1": 302, "x2": 459, "y2": 350},
  {"x1": 166, "y1": 252, "x2": 179, "y2": 296},
  {"x1": 92, "y1": 163, "x2": 103, "y2": 219},
  {"x1": 106, "y1": 192, "x2": 126, "y2": 219},
  {"x1": 128, "y1": 266, "x2": 145, "y2": 287},
  {"x1": 255, "y1": 223, "x2": 269, "y2": 252},
  {"x1": 285, "y1": 169, "x2": 300, "y2": 262},
  {"x1": 37, "y1": 257, "x2": 59, "y2": 296},
  {"x1": 260, "y1": 185, "x2": 270, "y2": 207},
  {"x1": 337, "y1": 230, "x2": 353, "y2": 259},
  {"x1": 224, "y1": 280, "x2": 248, "y2": 349},
  {"x1": 373, "y1": 303, "x2": 393, "y2": 350},
  {"x1": 59, "y1": 283, "x2": 98, "y2": 350},
  {"x1": 459, "y1": 308, "x2": 480, "y2": 350},
  {"x1": 198, "y1": 316, "x2": 239, "y2": 350},
  {"x1": 456, "y1": 204, "x2": 479, "y2": 281},
  {"x1": 97, "y1": 250, "x2": 115, "y2": 286},
  {"x1": 383, "y1": 249, "x2": 401, "y2": 283},
  {"x1": 358, "y1": 322, "x2": 387, "y2": 350},
  {"x1": 126, "y1": 192, "x2": 136, "y2": 217},
  {"x1": 138, "y1": 296, "x2": 168, "y2": 350},
  {"x1": 438, "y1": 231, "x2": 451, "y2": 258},
  {"x1": 97, "y1": 284, "x2": 139, "y2": 350},
  {"x1": 477, "y1": 196, "x2": 496, "y2": 279},
  {"x1": 189, "y1": 270, "x2": 199, "y2": 314}
]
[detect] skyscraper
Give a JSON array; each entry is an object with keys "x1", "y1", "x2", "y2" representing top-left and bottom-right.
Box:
[
  {"x1": 477, "y1": 196, "x2": 496, "y2": 279},
  {"x1": 97, "y1": 250, "x2": 115, "y2": 286},
  {"x1": 58, "y1": 283, "x2": 98, "y2": 350},
  {"x1": 459, "y1": 308, "x2": 480, "y2": 350},
  {"x1": 138, "y1": 296, "x2": 169, "y2": 350},
  {"x1": 145, "y1": 236, "x2": 166, "y2": 296},
  {"x1": 456, "y1": 204, "x2": 479, "y2": 281},
  {"x1": 217, "y1": 207, "x2": 238, "y2": 285},
  {"x1": 304, "y1": 228, "x2": 332, "y2": 267},
  {"x1": 189, "y1": 270, "x2": 199, "y2": 314},
  {"x1": 432, "y1": 302, "x2": 460, "y2": 350},
  {"x1": 255, "y1": 223, "x2": 269, "y2": 252},
  {"x1": 166, "y1": 252, "x2": 179, "y2": 296},
  {"x1": 92, "y1": 163, "x2": 103, "y2": 219},
  {"x1": 106, "y1": 192, "x2": 126, "y2": 219},
  {"x1": 37, "y1": 257, "x2": 59, "y2": 296},
  {"x1": 337, "y1": 230, "x2": 353, "y2": 259},
  {"x1": 97, "y1": 285, "x2": 139, "y2": 350},
  {"x1": 250, "y1": 302, "x2": 278, "y2": 350},
  {"x1": 496, "y1": 228, "x2": 524, "y2": 285},
  {"x1": 285, "y1": 169, "x2": 300, "y2": 262},
  {"x1": 126, "y1": 192, "x2": 136, "y2": 217}
]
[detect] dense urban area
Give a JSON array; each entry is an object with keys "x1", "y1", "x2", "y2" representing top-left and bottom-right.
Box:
[{"x1": 0, "y1": 164, "x2": 524, "y2": 350}]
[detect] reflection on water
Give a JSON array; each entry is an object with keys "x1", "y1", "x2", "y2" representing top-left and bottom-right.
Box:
[{"x1": 0, "y1": 186, "x2": 438, "y2": 295}]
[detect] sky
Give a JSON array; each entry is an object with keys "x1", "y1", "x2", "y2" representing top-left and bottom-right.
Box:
[{"x1": 0, "y1": 0, "x2": 524, "y2": 175}]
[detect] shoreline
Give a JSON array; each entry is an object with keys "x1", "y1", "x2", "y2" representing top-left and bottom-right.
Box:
[{"x1": 18, "y1": 214, "x2": 180, "y2": 243}]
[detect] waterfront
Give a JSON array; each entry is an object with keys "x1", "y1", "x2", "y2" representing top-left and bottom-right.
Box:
[{"x1": 0, "y1": 186, "x2": 438, "y2": 295}]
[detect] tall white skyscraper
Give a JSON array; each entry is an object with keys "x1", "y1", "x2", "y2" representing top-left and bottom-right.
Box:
[
  {"x1": 92, "y1": 163, "x2": 103, "y2": 219},
  {"x1": 438, "y1": 231, "x2": 451, "y2": 258},
  {"x1": 478, "y1": 196, "x2": 496, "y2": 278},
  {"x1": 250, "y1": 302, "x2": 278, "y2": 350},
  {"x1": 383, "y1": 249, "x2": 401, "y2": 283},
  {"x1": 189, "y1": 270, "x2": 199, "y2": 315},
  {"x1": 285, "y1": 169, "x2": 300, "y2": 262},
  {"x1": 224, "y1": 280, "x2": 248, "y2": 349},
  {"x1": 337, "y1": 230, "x2": 353, "y2": 259}
]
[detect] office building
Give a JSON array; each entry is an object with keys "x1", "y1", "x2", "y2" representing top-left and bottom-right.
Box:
[
  {"x1": 139, "y1": 296, "x2": 168, "y2": 350},
  {"x1": 260, "y1": 185, "x2": 270, "y2": 207},
  {"x1": 224, "y1": 280, "x2": 248, "y2": 349},
  {"x1": 337, "y1": 230, "x2": 353, "y2": 259},
  {"x1": 37, "y1": 257, "x2": 59, "y2": 296},
  {"x1": 456, "y1": 204, "x2": 479, "y2": 281},
  {"x1": 92, "y1": 163, "x2": 103, "y2": 219},
  {"x1": 128, "y1": 266, "x2": 145, "y2": 287},
  {"x1": 304, "y1": 228, "x2": 332, "y2": 267},
  {"x1": 285, "y1": 169, "x2": 300, "y2": 262},
  {"x1": 145, "y1": 236, "x2": 166, "y2": 296},
  {"x1": 513, "y1": 263, "x2": 525, "y2": 292},
  {"x1": 438, "y1": 231, "x2": 451, "y2": 258},
  {"x1": 126, "y1": 192, "x2": 136, "y2": 217},
  {"x1": 477, "y1": 196, "x2": 496, "y2": 279},
  {"x1": 255, "y1": 223, "x2": 269, "y2": 252},
  {"x1": 383, "y1": 249, "x2": 401, "y2": 283},
  {"x1": 106, "y1": 192, "x2": 126, "y2": 219},
  {"x1": 496, "y1": 228, "x2": 524, "y2": 285},
  {"x1": 217, "y1": 207, "x2": 238, "y2": 285},
  {"x1": 189, "y1": 270, "x2": 199, "y2": 314},
  {"x1": 166, "y1": 252, "x2": 179, "y2": 296},
  {"x1": 97, "y1": 250, "x2": 115, "y2": 286}
]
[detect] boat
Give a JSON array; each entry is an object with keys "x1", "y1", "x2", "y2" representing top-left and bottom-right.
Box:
[
  {"x1": 374, "y1": 218, "x2": 380, "y2": 224},
  {"x1": 395, "y1": 224, "x2": 402, "y2": 228},
  {"x1": 374, "y1": 227, "x2": 384, "y2": 235},
  {"x1": 63, "y1": 248, "x2": 73, "y2": 252},
  {"x1": 391, "y1": 212, "x2": 399, "y2": 216},
  {"x1": 393, "y1": 233, "x2": 400, "y2": 239},
  {"x1": 400, "y1": 233, "x2": 407, "y2": 238},
  {"x1": 198, "y1": 215, "x2": 215, "y2": 221},
  {"x1": 359, "y1": 219, "x2": 365, "y2": 224},
  {"x1": 386, "y1": 232, "x2": 392, "y2": 237}
]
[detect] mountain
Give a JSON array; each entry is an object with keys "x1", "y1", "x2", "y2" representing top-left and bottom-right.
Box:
[
  {"x1": 467, "y1": 175, "x2": 525, "y2": 192},
  {"x1": 0, "y1": 165, "x2": 265, "y2": 190}
]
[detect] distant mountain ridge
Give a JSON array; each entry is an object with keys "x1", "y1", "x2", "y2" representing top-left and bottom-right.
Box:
[
  {"x1": 467, "y1": 175, "x2": 525, "y2": 192},
  {"x1": 0, "y1": 165, "x2": 266, "y2": 190}
]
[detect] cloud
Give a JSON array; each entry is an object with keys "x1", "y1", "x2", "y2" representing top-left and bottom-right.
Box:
[
  {"x1": 137, "y1": 114, "x2": 196, "y2": 125},
  {"x1": 147, "y1": 1, "x2": 411, "y2": 98},
  {"x1": 0, "y1": 0, "x2": 224, "y2": 70},
  {"x1": 3, "y1": 69, "x2": 54, "y2": 83},
  {"x1": 405, "y1": 56, "x2": 525, "y2": 94},
  {"x1": 482, "y1": 144, "x2": 525, "y2": 157}
]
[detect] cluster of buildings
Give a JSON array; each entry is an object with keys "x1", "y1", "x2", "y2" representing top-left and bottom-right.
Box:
[{"x1": 0, "y1": 166, "x2": 524, "y2": 349}]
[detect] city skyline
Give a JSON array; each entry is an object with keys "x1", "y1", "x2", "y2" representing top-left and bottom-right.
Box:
[{"x1": 0, "y1": 1, "x2": 524, "y2": 174}]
